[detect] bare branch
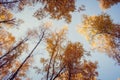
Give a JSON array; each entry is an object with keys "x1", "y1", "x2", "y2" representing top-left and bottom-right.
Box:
[
  {"x1": 0, "y1": 18, "x2": 15, "y2": 24},
  {"x1": 8, "y1": 29, "x2": 45, "y2": 80},
  {"x1": 52, "y1": 65, "x2": 65, "y2": 80},
  {"x1": 46, "y1": 38, "x2": 60, "y2": 80},
  {"x1": 0, "y1": 0, "x2": 19, "y2": 4},
  {"x1": 0, "y1": 37, "x2": 28, "y2": 60}
]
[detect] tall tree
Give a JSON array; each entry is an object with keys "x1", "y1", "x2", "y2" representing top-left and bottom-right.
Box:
[
  {"x1": 58, "y1": 42, "x2": 98, "y2": 80},
  {"x1": 40, "y1": 27, "x2": 98, "y2": 80},
  {"x1": 7, "y1": 25, "x2": 49, "y2": 80},
  {"x1": 45, "y1": 27, "x2": 67, "y2": 80},
  {"x1": 78, "y1": 13, "x2": 120, "y2": 64}
]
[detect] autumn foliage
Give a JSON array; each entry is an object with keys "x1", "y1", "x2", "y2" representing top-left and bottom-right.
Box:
[{"x1": 0, "y1": 0, "x2": 120, "y2": 80}]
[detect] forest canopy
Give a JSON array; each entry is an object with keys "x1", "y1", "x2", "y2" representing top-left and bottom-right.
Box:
[{"x1": 0, "y1": 0, "x2": 120, "y2": 80}]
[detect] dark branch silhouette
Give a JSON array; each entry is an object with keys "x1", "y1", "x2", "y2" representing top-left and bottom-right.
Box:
[
  {"x1": 8, "y1": 29, "x2": 45, "y2": 80},
  {"x1": 50, "y1": 51, "x2": 59, "y2": 80},
  {"x1": 46, "y1": 37, "x2": 60, "y2": 80},
  {"x1": 0, "y1": 60, "x2": 8, "y2": 68},
  {"x1": 0, "y1": 37, "x2": 28, "y2": 60},
  {"x1": 0, "y1": 0, "x2": 20, "y2": 4},
  {"x1": 0, "y1": 19, "x2": 15, "y2": 24},
  {"x1": 52, "y1": 65, "x2": 65, "y2": 80}
]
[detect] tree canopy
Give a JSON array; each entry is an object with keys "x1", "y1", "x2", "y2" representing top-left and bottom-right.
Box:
[
  {"x1": 0, "y1": 0, "x2": 120, "y2": 80},
  {"x1": 78, "y1": 13, "x2": 120, "y2": 64},
  {"x1": 98, "y1": 0, "x2": 120, "y2": 9}
]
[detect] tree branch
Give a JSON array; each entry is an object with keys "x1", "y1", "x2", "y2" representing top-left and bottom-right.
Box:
[
  {"x1": 46, "y1": 51, "x2": 54, "y2": 80},
  {"x1": 52, "y1": 65, "x2": 65, "y2": 80},
  {"x1": 0, "y1": 60, "x2": 8, "y2": 68},
  {"x1": 0, "y1": 0, "x2": 19, "y2": 4},
  {"x1": 0, "y1": 37, "x2": 28, "y2": 60},
  {"x1": 50, "y1": 51, "x2": 59, "y2": 80},
  {"x1": 8, "y1": 30, "x2": 45, "y2": 80},
  {"x1": 0, "y1": 19, "x2": 15, "y2": 24},
  {"x1": 46, "y1": 39, "x2": 60, "y2": 80}
]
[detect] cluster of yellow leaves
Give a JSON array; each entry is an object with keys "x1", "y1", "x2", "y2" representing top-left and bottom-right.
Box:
[
  {"x1": 78, "y1": 13, "x2": 120, "y2": 64},
  {"x1": 63, "y1": 42, "x2": 84, "y2": 66},
  {"x1": 78, "y1": 13, "x2": 115, "y2": 53},
  {"x1": 98, "y1": 0, "x2": 120, "y2": 9},
  {"x1": 40, "y1": 57, "x2": 47, "y2": 64},
  {"x1": 46, "y1": 28, "x2": 67, "y2": 55},
  {"x1": 82, "y1": 13, "x2": 114, "y2": 34},
  {"x1": 0, "y1": 29, "x2": 15, "y2": 55},
  {"x1": 11, "y1": 59, "x2": 30, "y2": 79},
  {"x1": 56, "y1": 61, "x2": 98, "y2": 80},
  {"x1": 0, "y1": 34, "x2": 29, "y2": 79},
  {"x1": 71, "y1": 62, "x2": 98, "y2": 80},
  {"x1": 15, "y1": 57, "x2": 33, "y2": 79},
  {"x1": 0, "y1": 57, "x2": 31, "y2": 79},
  {"x1": 16, "y1": 42, "x2": 28, "y2": 54},
  {"x1": 45, "y1": 27, "x2": 98, "y2": 80},
  {"x1": 33, "y1": 8, "x2": 47, "y2": 20},
  {"x1": 0, "y1": 60, "x2": 19, "y2": 79},
  {"x1": 0, "y1": 6, "x2": 14, "y2": 27},
  {"x1": 91, "y1": 34, "x2": 115, "y2": 53},
  {"x1": 43, "y1": 21, "x2": 53, "y2": 28},
  {"x1": 0, "y1": 7, "x2": 13, "y2": 20},
  {"x1": 41, "y1": 0, "x2": 75, "y2": 23},
  {"x1": 62, "y1": 24, "x2": 68, "y2": 31}
]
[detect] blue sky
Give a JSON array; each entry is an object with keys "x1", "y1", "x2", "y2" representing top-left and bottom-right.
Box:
[{"x1": 8, "y1": 0, "x2": 120, "y2": 80}]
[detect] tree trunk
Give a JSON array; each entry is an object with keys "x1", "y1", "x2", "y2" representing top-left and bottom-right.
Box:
[
  {"x1": 68, "y1": 68, "x2": 71, "y2": 80},
  {"x1": 8, "y1": 31, "x2": 45, "y2": 80}
]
